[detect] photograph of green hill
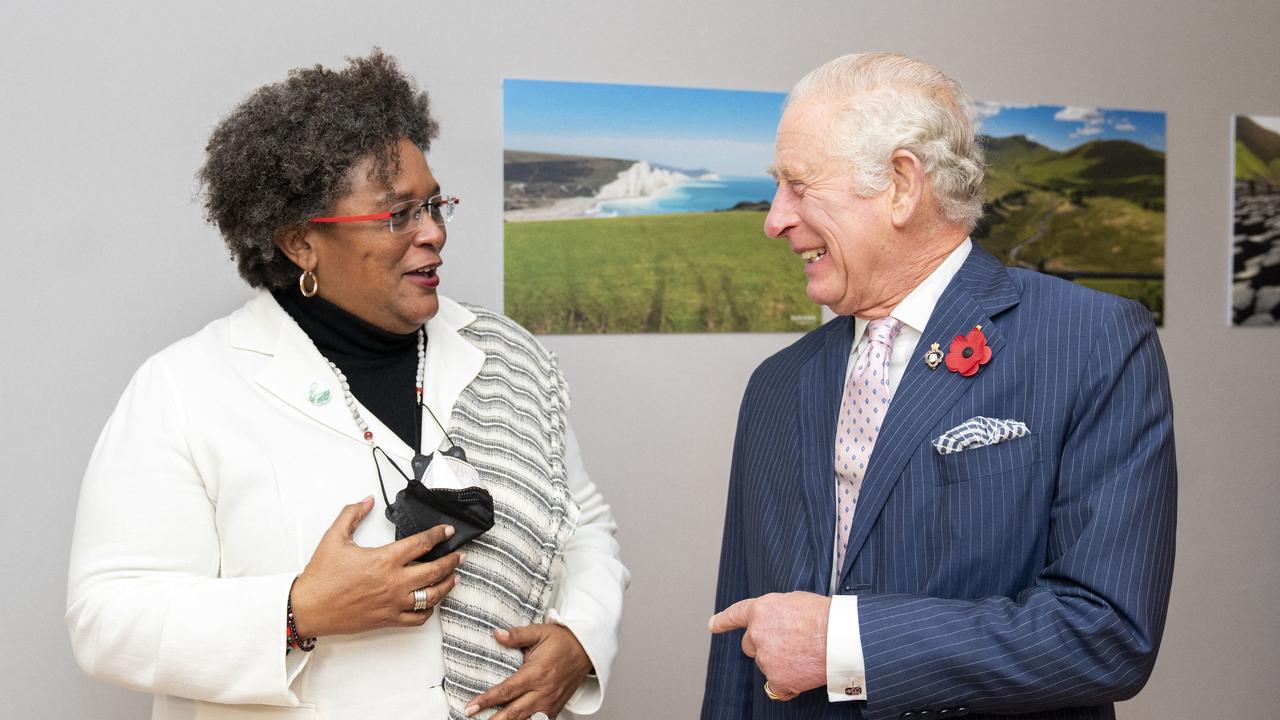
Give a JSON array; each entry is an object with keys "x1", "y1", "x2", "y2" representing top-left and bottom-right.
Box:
[
  {"x1": 1232, "y1": 114, "x2": 1280, "y2": 326},
  {"x1": 973, "y1": 103, "x2": 1166, "y2": 324}
]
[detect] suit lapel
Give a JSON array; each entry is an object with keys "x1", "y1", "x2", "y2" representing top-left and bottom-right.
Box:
[
  {"x1": 242, "y1": 296, "x2": 374, "y2": 445},
  {"x1": 837, "y1": 247, "x2": 1021, "y2": 583},
  {"x1": 797, "y1": 317, "x2": 856, "y2": 592}
]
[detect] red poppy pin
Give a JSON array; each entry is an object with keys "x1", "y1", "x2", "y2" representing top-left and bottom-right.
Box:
[{"x1": 943, "y1": 324, "x2": 992, "y2": 377}]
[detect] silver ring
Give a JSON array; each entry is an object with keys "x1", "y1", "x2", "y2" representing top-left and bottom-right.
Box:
[
  {"x1": 530, "y1": 713, "x2": 549, "y2": 720},
  {"x1": 412, "y1": 587, "x2": 429, "y2": 612}
]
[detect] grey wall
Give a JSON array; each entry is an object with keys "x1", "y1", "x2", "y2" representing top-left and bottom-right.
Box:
[{"x1": 2, "y1": 1, "x2": 1277, "y2": 717}]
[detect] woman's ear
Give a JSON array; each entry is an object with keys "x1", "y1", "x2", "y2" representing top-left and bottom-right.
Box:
[
  {"x1": 887, "y1": 149, "x2": 926, "y2": 229},
  {"x1": 275, "y1": 226, "x2": 317, "y2": 271}
]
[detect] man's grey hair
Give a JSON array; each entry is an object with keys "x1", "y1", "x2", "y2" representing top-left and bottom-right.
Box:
[{"x1": 788, "y1": 52, "x2": 985, "y2": 229}]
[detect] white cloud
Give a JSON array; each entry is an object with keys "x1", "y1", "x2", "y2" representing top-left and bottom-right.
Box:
[
  {"x1": 1113, "y1": 120, "x2": 1137, "y2": 132},
  {"x1": 975, "y1": 102, "x2": 1003, "y2": 118},
  {"x1": 1055, "y1": 105, "x2": 1115, "y2": 142},
  {"x1": 1054, "y1": 106, "x2": 1103, "y2": 123},
  {"x1": 976, "y1": 101, "x2": 1039, "y2": 118},
  {"x1": 505, "y1": 133, "x2": 777, "y2": 177},
  {"x1": 1070, "y1": 125, "x2": 1105, "y2": 139}
]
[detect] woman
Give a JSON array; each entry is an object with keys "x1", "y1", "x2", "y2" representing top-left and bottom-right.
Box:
[{"x1": 66, "y1": 51, "x2": 627, "y2": 720}]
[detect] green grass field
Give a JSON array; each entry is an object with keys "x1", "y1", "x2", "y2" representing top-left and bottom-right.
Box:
[
  {"x1": 504, "y1": 211, "x2": 822, "y2": 334},
  {"x1": 980, "y1": 193, "x2": 1164, "y2": 272},
  {"x1": 507, "y1": 197, "x2": 1164, "y2": 334},
  {"x1": 976, "y1": 189, "x2": 1165, "y2": 321}
]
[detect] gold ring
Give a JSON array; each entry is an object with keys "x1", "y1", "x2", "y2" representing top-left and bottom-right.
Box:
[{"x1": 764, "y1": 681, "x2": 785, "y2": 701}]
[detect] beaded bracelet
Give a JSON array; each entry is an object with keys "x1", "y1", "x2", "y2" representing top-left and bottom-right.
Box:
[{"x1": 286, "y1": 581, "x2": 316, "y2": 653}]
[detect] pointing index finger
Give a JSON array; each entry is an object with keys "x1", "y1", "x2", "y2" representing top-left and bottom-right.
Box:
[{"x1": 708, "y1": 598, "x2": 755, "y2": 634}]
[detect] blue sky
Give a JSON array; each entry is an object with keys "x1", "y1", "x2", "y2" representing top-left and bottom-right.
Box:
[
  {"x1": 504, "y1": 79, "x2": 785, "y2": 177},
  {"x1": 977, "y1": 102, "x2": 1166, "y2": 152},
  {"x1": 504, "y1": 80, "x2": 1170, "y2": 174}
]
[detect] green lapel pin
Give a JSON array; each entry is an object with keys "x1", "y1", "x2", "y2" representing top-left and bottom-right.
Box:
[{"x1": 307, "y1": 382, "x2": 331, "y2": 406}]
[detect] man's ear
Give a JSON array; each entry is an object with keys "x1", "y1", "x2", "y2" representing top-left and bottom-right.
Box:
[
  {"x1": 887, "y1": 149, "x2": 927, "y2": 229},
  {"x1": 275, "y1": 225, "x2": 316, "y2": 271}
]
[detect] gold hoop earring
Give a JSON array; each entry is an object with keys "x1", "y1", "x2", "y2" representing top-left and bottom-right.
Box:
[{"x1": 299, "y1": 270, "x2": 319, "y2": 297}]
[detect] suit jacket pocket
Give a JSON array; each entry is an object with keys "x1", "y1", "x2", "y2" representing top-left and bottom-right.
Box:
[{"x1": 936, "y1": 431, "x2": 1040, "y2": 484}]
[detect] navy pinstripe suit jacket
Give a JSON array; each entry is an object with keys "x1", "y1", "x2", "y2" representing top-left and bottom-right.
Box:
[{"x1": 702, "y1": 246, "x2": 1176, "y2": 720}]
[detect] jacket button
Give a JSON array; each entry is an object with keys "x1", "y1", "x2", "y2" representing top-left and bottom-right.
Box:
[
  {"x1": 901, "y1": 713, "x2": 916, "y2": 719},
  {"x1": 955, "y1": 708, "x2": 969, "y2": 716}
]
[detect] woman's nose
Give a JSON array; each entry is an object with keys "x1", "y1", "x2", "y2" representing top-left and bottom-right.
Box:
[{"x1": 414, "y1": 216, "x2": 446, "y2": 249}]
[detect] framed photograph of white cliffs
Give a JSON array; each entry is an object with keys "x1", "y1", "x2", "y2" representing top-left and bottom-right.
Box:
[
  {"x1": 503, "y1": 79, "x2": 818, "y2": 334},
  {"x1": 1232, "y1": 114, "x2": 1280, "y2": 327}
]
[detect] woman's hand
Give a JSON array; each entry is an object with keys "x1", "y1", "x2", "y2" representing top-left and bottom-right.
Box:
[
  {"x1": 464, "y1": 623, "x2": 593, "y2": 719},
  {"x1": 289, "y1": 497, "x2": 464, "y2": 638}
]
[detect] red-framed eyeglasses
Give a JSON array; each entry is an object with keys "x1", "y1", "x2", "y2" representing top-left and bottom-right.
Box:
[{"x1": 310, "y1": 194, "x2": 460, "y2": 234}]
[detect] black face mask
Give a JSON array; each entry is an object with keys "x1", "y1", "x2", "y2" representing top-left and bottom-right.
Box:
[{"x1": 374, "y1": 445, "x2": 495, "y2": 563}]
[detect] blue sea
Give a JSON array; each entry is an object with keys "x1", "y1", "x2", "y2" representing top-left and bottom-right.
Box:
[{"x1": 592, "y1": 176, "x2": 776, "y2": 217}]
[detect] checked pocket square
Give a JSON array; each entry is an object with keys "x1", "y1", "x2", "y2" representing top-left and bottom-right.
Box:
[{"x1": 932, "y1": 416, "x2": 1030, "y2": 455}]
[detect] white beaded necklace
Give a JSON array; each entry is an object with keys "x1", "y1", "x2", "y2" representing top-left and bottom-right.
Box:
[
  {"x1": 310, "y1": 322, "x2": 463, "y2": 500},
  {"x1": 322, "y1": 327, "x2": 428, "y2": 447},
  {"x1": 312, "y1": 324, "x2": 473, "y2": 525}
]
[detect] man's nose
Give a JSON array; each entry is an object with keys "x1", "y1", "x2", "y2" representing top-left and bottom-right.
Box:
[{"x1": 763, "y1": 186, "x2": 795, "y2": 239}]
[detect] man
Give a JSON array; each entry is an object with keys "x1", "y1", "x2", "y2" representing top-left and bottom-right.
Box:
[{"x1": 703, "y1": 53, "x2": 1175, "y2": 720}]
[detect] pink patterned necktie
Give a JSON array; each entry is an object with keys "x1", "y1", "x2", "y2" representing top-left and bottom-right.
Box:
[{"x1": 834, "y1": 316, "x2": 903, "y2": 574}]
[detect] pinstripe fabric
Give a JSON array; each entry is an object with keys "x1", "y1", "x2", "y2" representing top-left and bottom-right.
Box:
[
  {"x1": 438, "y1": 307, "x2": 581, "y2": 719},
  {"x1": 702, "y1": 246, "x2": 1176, "y2": 720}
]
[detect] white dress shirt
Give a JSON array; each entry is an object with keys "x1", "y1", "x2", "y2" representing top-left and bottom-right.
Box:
[{"x1": 825, "y1": 239, "x2": 972, "y2": 702}]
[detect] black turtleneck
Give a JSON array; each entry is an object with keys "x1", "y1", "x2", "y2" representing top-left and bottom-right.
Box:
[{"x1": 274, "y1": 287, "x2": 421, "y2": 451}]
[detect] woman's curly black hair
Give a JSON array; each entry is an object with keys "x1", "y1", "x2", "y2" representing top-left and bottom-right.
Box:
[{"x1": 198, "y1": 49, "x2": 439, "y2": 289}]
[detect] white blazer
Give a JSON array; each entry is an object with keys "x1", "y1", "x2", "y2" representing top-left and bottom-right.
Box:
[{"x1": 67, "y1": 292, "x2": 628, "y2": 719}]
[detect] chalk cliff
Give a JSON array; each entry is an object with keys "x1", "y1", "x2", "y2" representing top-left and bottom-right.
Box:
[{"x1": 595, "y1": 161, "x2": 690, "y2": 200}]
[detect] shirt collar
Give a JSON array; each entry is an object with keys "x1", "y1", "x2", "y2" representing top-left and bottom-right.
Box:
[{"x1": 853, "y1": 238, "x2": 973, "y2": 343}]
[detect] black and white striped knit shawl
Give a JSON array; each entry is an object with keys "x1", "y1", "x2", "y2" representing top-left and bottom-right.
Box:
[{"x1": 438, "y1": 306, "x2": 581, "y2": 718}]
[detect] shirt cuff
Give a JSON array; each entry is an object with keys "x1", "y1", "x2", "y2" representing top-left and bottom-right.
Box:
[
  {"x1": 826, "y1": 594, "x2": 867, "y2": 702},
  {"x1": 285, "y1": 647, "x2": 308, "y2": 687},
  {"x1": 546, "y1": 607, "x2": 603, "y2": 714}
]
